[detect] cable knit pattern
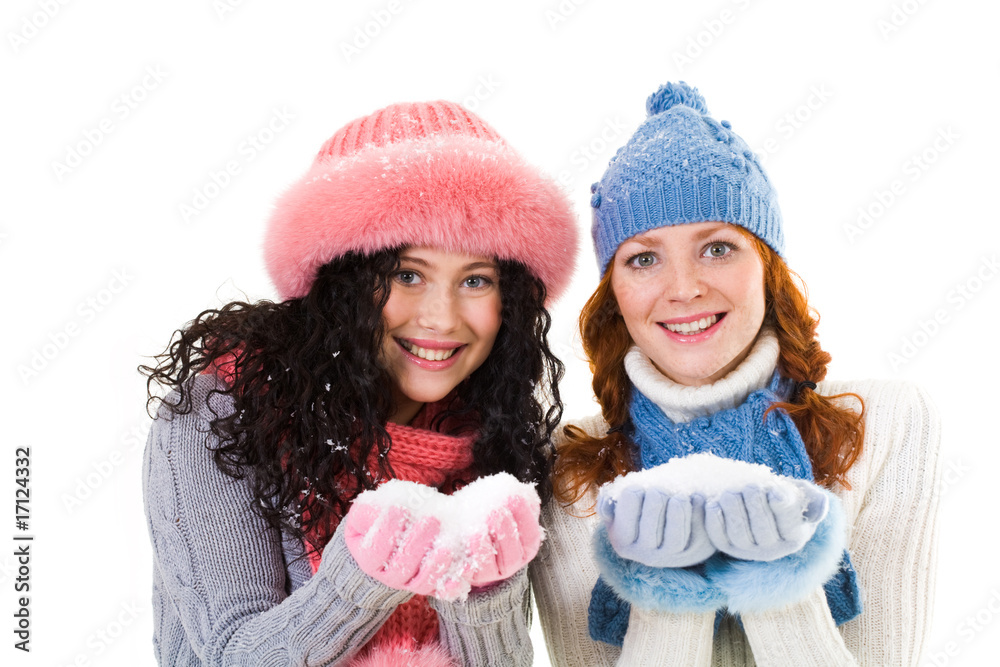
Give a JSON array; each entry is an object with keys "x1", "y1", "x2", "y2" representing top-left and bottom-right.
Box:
[
  {"x1": 142, "y1": 374, "x2": 532, "y2": 666},
  {"x1": 530, "y1": 349, "x2": 942, "y2": 666},
  {"x1": 629, "y1": 368, "x2": 811, "y2": 476},
  {"x1": 428, "y1": 568, "x2": 534, "y2": 667}
]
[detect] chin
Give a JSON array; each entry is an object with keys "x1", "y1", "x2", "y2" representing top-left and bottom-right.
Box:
[{"x1": 397, "y1": 381, "x2": 455, "y2": 406}]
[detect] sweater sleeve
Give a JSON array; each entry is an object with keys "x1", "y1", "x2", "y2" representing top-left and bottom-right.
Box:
[
  {"x1": 838, "y1": 381, "x2": 942, "y2": 665},
  {"x1": 427, "y1": 567, "x2": 533, "y2": 666},
  {"x1": 142, "y1": 376, "x2": 411, "y2": 666},
  {"x1": 740, "y1": 380, "x2": 942, "y2": 667},
  {"x1": 619, "y1": 606, "x2": 715, "y2": 666},
  {"x1": 529, "y1": 494, "x2": 622, "y2": 667}
]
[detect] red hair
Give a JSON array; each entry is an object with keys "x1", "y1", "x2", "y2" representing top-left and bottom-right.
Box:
[{"x1": 554, "y1": 228, "x2": 864, "y2": 510}]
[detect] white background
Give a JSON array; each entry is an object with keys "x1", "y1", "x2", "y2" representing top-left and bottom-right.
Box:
[{"x1": 2, "y1": 0, "x2": 997, "y2": 665}]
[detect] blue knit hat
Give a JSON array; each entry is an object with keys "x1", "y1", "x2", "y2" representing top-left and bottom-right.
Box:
[{"x1": 591, "y1": 81, "x2": 784, "y2": 274}]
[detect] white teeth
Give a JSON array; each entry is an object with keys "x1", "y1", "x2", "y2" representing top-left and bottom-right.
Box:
[
  {"x1": 664, "y1": 314, "x2": 718, "y2": 334},
  {"x1": 401, "y1": 340, "x2": 458, "y2": 361}
]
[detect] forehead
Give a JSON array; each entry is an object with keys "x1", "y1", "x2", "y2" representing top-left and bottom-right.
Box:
[
  {"x1": 398, "y1": 246, "x2": 498, "y2": 270},
  {"x1": 623, "y1": 221, "x2": 740, "y2": 248}
]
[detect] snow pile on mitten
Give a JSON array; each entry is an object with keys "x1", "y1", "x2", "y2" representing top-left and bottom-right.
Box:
[
  {"x1": 600, "y1": 452, "x2": 825, "y2": 545},
  {"x1": 602, "y1": 452, "x2": 800, "y2": 496},
  {"x1": 351, "y1": 472, "x2": 541, "y2": 600}
]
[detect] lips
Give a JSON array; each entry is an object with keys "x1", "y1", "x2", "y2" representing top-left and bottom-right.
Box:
[
  {"x1": 395, "y1": 338, "x2": 466, "y2": 369},
  {"x1": 662, "y1": 313, "x2": 719, "y2": 335},
  {"x1": 658, "y1": 313, "x2": 726, "y2": 339},
  {"x1": 398, "y1": 339, "x2": 460, "y2": 361}
]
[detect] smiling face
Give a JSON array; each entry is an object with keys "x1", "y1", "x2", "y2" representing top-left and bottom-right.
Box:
[
  {"x1": 609, "y1": 221, "x2": 766, "y2": 387},
  {"x1": 380, "y1": 246, "x2": 503, "y2": 424}
]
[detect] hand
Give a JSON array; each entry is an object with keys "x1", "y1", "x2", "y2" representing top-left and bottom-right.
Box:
[
  {"x1": 344, "y1": 502, "x2": 465, "y2": 598},
  {"x1": 343, "y1": 475, "x2": 543, "y2": 600},
  {"x1": 705, "y1": 479, "x2": 829, "y2": 561},
  {"x1": 597, "y1": 485, "x2": 715, "y2": 568},
  {"x1": 464, "y1": 494, "x2": 543, "y2": 587}
]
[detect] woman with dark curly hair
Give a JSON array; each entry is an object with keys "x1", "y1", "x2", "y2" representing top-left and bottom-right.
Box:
[
  {"x1": 529, "y1": 82, "x2": 941, "y2": 665},
  {"x1": 140, "y1": 100, "x2": 578, "y2": 666}
]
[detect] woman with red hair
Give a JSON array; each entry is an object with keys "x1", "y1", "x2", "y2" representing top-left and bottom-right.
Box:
[{"x1": 530, "y1": 82, "x2": 941, "y2": 665}]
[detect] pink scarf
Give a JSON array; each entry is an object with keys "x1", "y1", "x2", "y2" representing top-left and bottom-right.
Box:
[{"x1": 306, "y1": 402, "x2": 477, "y2": 667}]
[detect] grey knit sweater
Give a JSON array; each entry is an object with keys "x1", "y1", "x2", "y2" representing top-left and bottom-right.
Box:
[{"x1": 141, "y1": 374, "x2": 533, "y2": 666}]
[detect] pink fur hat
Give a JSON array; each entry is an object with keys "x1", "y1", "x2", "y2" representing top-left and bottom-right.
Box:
[{"x1": 264, "y1": 100, "x2": 579, "y2": 302}]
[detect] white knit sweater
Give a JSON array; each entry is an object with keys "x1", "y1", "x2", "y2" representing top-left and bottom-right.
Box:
[{"x1": 529, "y1": 332, "x2": 942, "y2": 666}]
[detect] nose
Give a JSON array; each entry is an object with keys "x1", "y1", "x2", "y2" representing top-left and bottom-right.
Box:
[
  {"x1": 663, "y1": 257, "x2": 704, "y2": 302},
  {"x1": 415, "y1": 287, "x2": 460, "y2": 334}
]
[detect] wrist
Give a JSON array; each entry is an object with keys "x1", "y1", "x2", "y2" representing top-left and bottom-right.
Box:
[{"x1": 321, "y1": 524, "x2": 414, "y2": 610}]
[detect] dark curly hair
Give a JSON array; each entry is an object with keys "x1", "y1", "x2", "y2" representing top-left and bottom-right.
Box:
[{"x1": 140, "y1": 249, "x2": 564, "y2": 556}]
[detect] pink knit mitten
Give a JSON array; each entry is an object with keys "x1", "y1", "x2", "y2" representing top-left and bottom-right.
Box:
[
  {"x1": 344, "y1": 503, "x2": 456, "y2": 595},
  {"x1": 464, "y1": 493, "x2": 543, "y2": 587},
  {"x1": 344, "y1": 474, "x2": 543, "y2": 600}
]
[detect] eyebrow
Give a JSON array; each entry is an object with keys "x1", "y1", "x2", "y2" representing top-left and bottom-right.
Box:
[
  {"x1": 398, "y1": 255, "x2": 499, "y2": 272},
  {"x1": 623, "y1": 235, "x2": 659, "y2": 248},
  {"x1": 626, "y1": 222, "x2": 735, "y2": 247},
  {"x1": 690, "y1": 222, "x2": 733, "y2": 240}
]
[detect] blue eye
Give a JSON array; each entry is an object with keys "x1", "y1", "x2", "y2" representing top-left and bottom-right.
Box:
[
  {"x1": 464, "y1": 275, "x2": 493, "y2": 289},
  {"x1": 395, "y1": 271, "x2": 420, "y2": 284},
  {"x1": 628, "y1": 252, "x2": 657, "y2": 268},
  {"x1": 704, "y1": 242, "x2": 734, "y2": 258}
]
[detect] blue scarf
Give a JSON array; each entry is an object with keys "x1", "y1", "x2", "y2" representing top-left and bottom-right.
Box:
[{"x1": 588, "y1": 372, "x2": 862, "y2": 647}]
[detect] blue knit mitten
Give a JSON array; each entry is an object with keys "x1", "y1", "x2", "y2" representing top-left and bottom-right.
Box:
[
  {"x1": 704, "y1": 487, "x2": 847, "y2": 614},
  {"x1": 704, "y1": 478, "x2": 829, "y2": 562},
  {"x1": 597, "y1": 484, "x2": 716, "y2": 568}
]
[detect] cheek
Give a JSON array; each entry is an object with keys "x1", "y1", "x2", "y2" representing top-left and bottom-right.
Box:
[
  {"x1": 381, "y1": 292, "x2": 409, "y2": 332},
  {"x1": 471, "y1": 296, "x2": 503, "y2": 342},
  {"x1": 460, "y1": 295, "x2": 503, "y2": 353},
  {"x1": 732, "y1": 266, "x2": 766, "y2": 329},
  {"x1": 611, "y1": 277, "x2": 650, "y2": 334}
]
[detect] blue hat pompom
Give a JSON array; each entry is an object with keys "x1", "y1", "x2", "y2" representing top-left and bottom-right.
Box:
[{"x1": 646, "y1": 81, "x2": 709, "y2": 117}]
